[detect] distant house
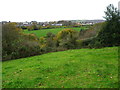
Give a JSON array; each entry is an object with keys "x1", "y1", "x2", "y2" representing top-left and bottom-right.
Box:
[
  {"x1": 42, "y1": 22, "x2": 50, "y2": 26},
  {"x1": 31, "y1": 21, "x2": 37, "y2": 24},
  {"x1": 16, "y1": 22, "x2": 31, "y2": 27},
  {"x1": 38, "y1": 22, "x2": 44, "y2": 26},
  {"x1": 43, "y1": 24, "x2": 46, "y2": 26},
  {"x1": 72, "y1": 20, "x2": 105, "y2": 25},
  {"x1": 22, "y1": 22, "x2": 29, "y2": 26},
  {"x1": 2, "y1": 21, "x2": 8, "y2": 24},
  {"x1": 51, "y1": 24, "x2": 62, "y2": 26}
]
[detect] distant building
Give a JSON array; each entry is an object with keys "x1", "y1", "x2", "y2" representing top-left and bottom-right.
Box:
[
  {"x1": 31, "y1": 21, "x2": 37, "y2": 24},
  {"x1": 51, "y1": 24, "x2": 62, "y2": 26},
  {"x1": 42, "y1": 22, "x2": 50, "y2": 26},
  {"x1": 71, "y1": 20, "x2": 105, "y2": 25},
  {"x1": 16, "y1": 22, "x2": 31, "y2": 27},
  {"x1": 23, "y1": 22, "x2": 29, "y2": 25},
  {"x1": 38, "y1": 22, "x2": 44, "y2": 25},
  {"x1": 2, "y1": 21, "x2": 8, "y2": 24}
]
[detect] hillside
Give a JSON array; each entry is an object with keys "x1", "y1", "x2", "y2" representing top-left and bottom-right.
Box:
[
  {"x1": 23, "y1": 27, "x2": 87, "y2": 37},
  {"x1": 2, "y1": 47, "x2": 118, "y2": 88}
]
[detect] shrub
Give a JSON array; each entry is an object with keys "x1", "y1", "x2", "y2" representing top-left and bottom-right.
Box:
[
  {"x1": 22, "y1": 33, "x2": 38, "y2": 41},
  {"x1": 39, "y1": 37, "x2": 47, "y2": 52},
  {"x1": 76, "y1": 40, "x2": 83, "y2": 48},
  {"x1": 45, "y1": 32, "x2": 57, "y2": 51},
  {"x1": 18, "y1": 40, "x2": 41, "y2": 58},
  {"x1": 27, "y1": 26, "x2": 34, "y2": 31},
  {"x1": 21, "y1": 26, "x2": 27, "y2": 30},
  {"x1": 56, "y1": 29, "x2": 78, "y2": 49}
]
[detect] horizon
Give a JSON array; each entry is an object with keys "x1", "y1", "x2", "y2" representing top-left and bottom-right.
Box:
[
  {"x1": 0, "y1": 0, "x2": 119, "y2": 22},
  {"x1": 1, "y1": 19, "x2": 105, "y2": 23}
]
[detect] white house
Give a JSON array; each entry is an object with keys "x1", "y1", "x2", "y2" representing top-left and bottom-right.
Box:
[{"x1": 51, "y1": 24, "x2": 62, "y2": 26}]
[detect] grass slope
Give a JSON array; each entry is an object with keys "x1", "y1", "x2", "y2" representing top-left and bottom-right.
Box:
[
  {"x1": 24, "y1": 27, "x2": 86, "y2": 37},
  {"x1": 2, "y1": 47, "x2": 118, "y2": 88}
]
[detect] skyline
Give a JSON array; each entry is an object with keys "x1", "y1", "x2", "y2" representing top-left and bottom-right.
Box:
[{"x1": 0, "y1": 0, "x2": 120, "y2": 22}]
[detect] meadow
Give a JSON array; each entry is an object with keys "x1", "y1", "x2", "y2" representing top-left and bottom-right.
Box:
[
  {"x1": 23, "y1": 27, "x2": 87, "y2": 37},
  {"x1": 2, "y1": 47, "x2": 118, "y2": 88}
]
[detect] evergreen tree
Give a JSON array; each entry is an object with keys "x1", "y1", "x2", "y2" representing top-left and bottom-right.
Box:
[{"x1": 97, "y1": 4, "x2": 120, "y2": 46}]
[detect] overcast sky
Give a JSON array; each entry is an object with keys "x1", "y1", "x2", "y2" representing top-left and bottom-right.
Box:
[{"x1": 0, "y1": 0, "x2": 120, "y2": 22}]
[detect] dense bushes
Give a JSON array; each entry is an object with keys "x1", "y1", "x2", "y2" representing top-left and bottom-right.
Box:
[
  {"x1": 27, "y1": 25, "x2": 39, "y2": 31},
  {"x1": 2, "y1": 22, "x2": 106, "y2": 61},
  {"x1": 90, "y1": 4, "x2": 120, "y2": 47},
  {"x1": 39, "y1": 23, "x2": 106, "y2": 51},
  {"x1": 2, "y1": 23, "x2": 41, "y2": 61},
  {"x1": 84, "y1": 4, "x2": 120, "y2": 48},
  {"x1": 96, "y1": 21, "x2": 120, "y2": 47},
  {"x1": 21, "y1": 26, "x2": 27, "y2": 30},
  {"x1": 38, "y1": 29, "x2": 79, "y2": 52}
]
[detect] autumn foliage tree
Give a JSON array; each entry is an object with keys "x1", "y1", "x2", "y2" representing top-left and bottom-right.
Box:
[{"x1": 56, "y1": 29, "x2": 78, "y2": 49}]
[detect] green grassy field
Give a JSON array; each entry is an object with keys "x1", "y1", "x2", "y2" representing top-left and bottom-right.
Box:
[
  {"x1": 23, "y1": 27, "x2": 87, "y2": 37},
  {"x1": 2, "y1": 47, "x2": 118, "y2": 88}
]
